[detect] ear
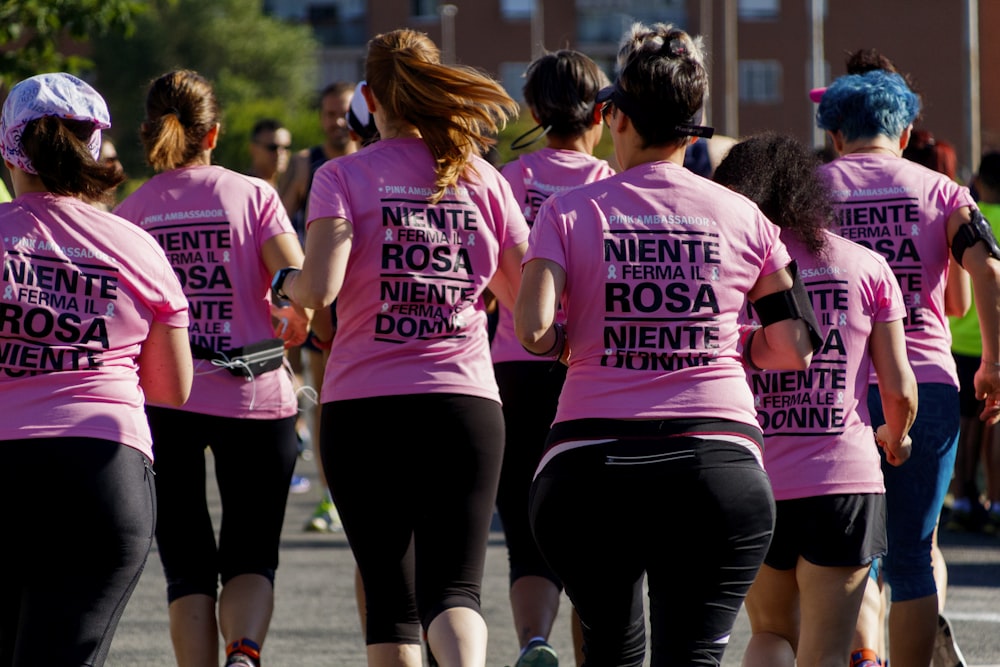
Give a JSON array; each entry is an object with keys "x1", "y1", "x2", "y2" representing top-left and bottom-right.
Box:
[
  {"x1": 899, "y1": 123, "x2": 913, "y2": 152},
  {"x1": 204, "y1": 123, "x2": 220, "y2": 150},
  {"x1": 829, "y1": 130, "x2": 846, "y2": 155},
  {"x1": 591, "y1": 105, "x2": 603, "y2": 127},
  {"x1": 361, "y1": 83, "x2": 377, "y2": 114}
]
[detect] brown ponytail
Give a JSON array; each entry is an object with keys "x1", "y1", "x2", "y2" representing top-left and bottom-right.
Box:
[
  {"x1": 140, "y1": 70, "x2": 220, "y2": 172},
  {"x1": 365, "y1": 29, "x2": 518, "y2": 203},
  {"x1": 21, "y1": 117, "x2": 125, "y2": 203}
]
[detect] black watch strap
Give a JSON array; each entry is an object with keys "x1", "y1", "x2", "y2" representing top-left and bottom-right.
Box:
[{"x1": 271, "y1": 266, "x2": 298, "y2": 300}]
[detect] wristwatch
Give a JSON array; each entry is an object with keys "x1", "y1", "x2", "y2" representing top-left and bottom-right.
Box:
[{"x1": 271, "y1": 266, "x2": 299, "y2": 301}]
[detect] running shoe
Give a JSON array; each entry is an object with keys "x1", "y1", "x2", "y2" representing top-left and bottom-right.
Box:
[
  {"x1": 304, "y1": 498, "x2": 342, "y2": 533},
  {"x1": 289, "y1": 474, "x2": 311, "y2": 494},
  {"x1": 932, "y1": 613, "x2": 967, "y2": 667},
  {"x1": 850, "y1": 648, "x2": 883, "y2": 666},
  {"x1": 514, "y1": 638, "x2": 558, "y2": 667}
]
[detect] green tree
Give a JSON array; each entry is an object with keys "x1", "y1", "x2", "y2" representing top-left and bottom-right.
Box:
[
  {"x1": 91, "y1": 0, "x2": 320, "y2": 180},
  {"x1": 0, "y1": 0, "x2": 143, "y2": 90}
]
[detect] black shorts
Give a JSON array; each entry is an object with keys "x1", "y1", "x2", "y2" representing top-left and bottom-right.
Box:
[
  {"x1": 953, "y1": 352, "x2": 984, "y2": 418},
  {"x1": 765, "y1": 493, "x2": 887, "y2": 570}
]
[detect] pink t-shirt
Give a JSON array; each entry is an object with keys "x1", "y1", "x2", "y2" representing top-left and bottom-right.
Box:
[
  {"x1": 748, "y1": 231, "x2": 905, "y2": 500},
  {"x1": 820, "y1": 154, "x2": 975, "y2": 386},
  {"x1": 525, "y1": 160, "x2": 791, "y2": 427},
  {"x1": 0, "y1": 193, "x2": 189, "y2": 460},
  {"x1": 116, "y1": 165, "x2": 297, "y2": 419},
  {"x1": 307, "y1": 137, "x2": 530, "y2": 403},
  {"x1": 492, "y1": 148, "x2": 615, "y2": 363}
]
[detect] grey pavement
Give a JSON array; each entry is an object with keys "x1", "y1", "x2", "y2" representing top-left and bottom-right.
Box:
[{"x1": 108, "y1": 453, "x2": 1000, "y2": 667}]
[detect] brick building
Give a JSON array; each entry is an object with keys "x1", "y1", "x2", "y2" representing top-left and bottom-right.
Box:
[{"x1": 265, "y1": 0, "x2": 998, "y2": 178}]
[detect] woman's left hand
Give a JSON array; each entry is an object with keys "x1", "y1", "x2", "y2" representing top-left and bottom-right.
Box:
[{"x1": 271, "y1": 301, "x2": 311, "y2": 347}]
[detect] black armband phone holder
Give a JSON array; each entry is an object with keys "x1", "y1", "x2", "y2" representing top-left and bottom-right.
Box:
[
  {"x1": 751, "y1": 260, "x2": 824, "y2": 353},
  {"x1": 951, "y1": 207, "x2": 1000, "y2": 267}
]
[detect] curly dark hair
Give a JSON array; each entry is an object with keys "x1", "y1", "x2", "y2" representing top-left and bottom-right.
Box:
[{"x1": 713, "y1": 132, "x2": 834, "y2": 257}]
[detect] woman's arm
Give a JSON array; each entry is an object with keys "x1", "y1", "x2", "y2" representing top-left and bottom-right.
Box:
[
  {"x1": 486, "y1": 241, "x2": 527, "y2": 313},
  {"x1": 870, "y1": 318, "x2": 918, "y2": 465},
  {"x1": 744, "y1": 266, "x2": 814, "y2": 371},
  {"x1": 284, "y1": 216, "x2": 353, "y2": 311},
  {"x1": 515, "y1": 257, "x2": 566, "y2": 356},
  {"x1": 262, "y1": 231, "x2": 312, "y2": 347},
  {"x1": 944, "y1": 257, "x2": 971, "y2": 317},
  {"x1": 138, "y1": 323, "x2": 193, "y2": 406},
  {"x1": 947, "y1": 205, "x2": 1000, "y2": 423}
]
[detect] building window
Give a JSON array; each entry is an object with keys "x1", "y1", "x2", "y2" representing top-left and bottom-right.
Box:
[
  {"x1": 739, "y1": 60, "x2": 782, "y2": 104},
  {"x1": 501, "y1": 0, "x2": 533, "y2": 19},
  {"x1": 576, "y1": 0, "x2": 686, "y2": 44},
  {"x1": 308, "y1": 2, "x2": 367, "y2": 47},
  {"x1": 739, "y1": 0, "x2": 780, "y2": 20},
  {"x1": 412, "y1": 0, "x2": 438, "y2": 18}
]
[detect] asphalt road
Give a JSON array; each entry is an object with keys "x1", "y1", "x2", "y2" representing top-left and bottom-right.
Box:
[{"x1": 107, "y1": 454, "x2": 1000, "y2": 667}]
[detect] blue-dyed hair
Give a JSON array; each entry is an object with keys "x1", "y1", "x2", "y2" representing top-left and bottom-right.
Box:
[{"x1": 816, "y1": 70, "x2": 920, "y2": 141}]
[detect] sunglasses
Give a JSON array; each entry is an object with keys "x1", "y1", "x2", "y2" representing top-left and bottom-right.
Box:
[{"x1": 255, "y1": 142, "x2": 291, "y2": 153}]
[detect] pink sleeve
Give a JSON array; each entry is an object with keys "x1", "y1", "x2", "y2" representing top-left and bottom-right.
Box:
[
  {"x1": 306, "y1": 161, "x2": 349, "y2": 228},
  {"x1": 256, "y1": 185, "x2": 296, "y2": 248},
  {"x1": 500, "y1": 160, "x2": 526, "y2": 212},
  {"x1": 757, "y1": 209, "x2": 793, "y2": 276},
  {"x1": 494, "y1": 172, "x2": 530, "y2": 251},
  {"x1": 522, "y1": 197, "x2": 566, "y2": 268}
]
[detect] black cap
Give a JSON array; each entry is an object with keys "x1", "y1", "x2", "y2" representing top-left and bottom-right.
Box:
[{"x1": 597, "y1": 81, "x2": 714, "y2": 139}]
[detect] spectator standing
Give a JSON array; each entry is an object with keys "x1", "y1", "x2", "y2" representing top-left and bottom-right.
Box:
[
  {"x1": 248, "y1": 118, "x2": 292, "y2": 190},
  {"x1": 278, "y1": 81, "x2": 359, "y2": 533}
]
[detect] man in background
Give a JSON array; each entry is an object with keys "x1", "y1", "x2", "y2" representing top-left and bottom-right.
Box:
[
  {"x1": 278, "y1": 81, "x2": 358, "y2": 533},
  {"x1": 248, "y1": 118, "x2": 292, "y2": 189}
]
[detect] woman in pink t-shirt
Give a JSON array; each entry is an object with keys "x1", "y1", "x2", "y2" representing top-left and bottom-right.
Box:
[
  {"x1": 0, "y1": 73, "x2": 192, "y2": 666},
  {"x1": 714, "y1": 133, "x2": 918, "y2": 667},
  {"x1": 493, "y1": 49, "x2": 614, "y2": 667},
  {"x1": 817, "y1": 69, "x2": 1000, "y2": 667},
  {"x1": 277, "y1": 29, "x2": 527, "y2": 667},
  {"x1": 514, "y1": 23, "x2": 817, "y2": 666},
  {"x1": 115, "y1": 70, "x2": 310, "y2": 667}
]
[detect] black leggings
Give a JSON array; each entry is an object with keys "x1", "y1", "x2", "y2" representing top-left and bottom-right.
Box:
[
  {"x1": 146, "y1": 408, "x2": 298, "y2": 602},
  {"x1": 0, "y1": 437, "x2": 155, "y2": 666},
  {"x1": 321, "y1": 394, "x2": 504, "y2": 645},
  {"x1": 530, "y1": 420, "x2": 775, "y2": 667},
  {"x1": 494, "y1": 360, "x2": 566, "y2": 588}
]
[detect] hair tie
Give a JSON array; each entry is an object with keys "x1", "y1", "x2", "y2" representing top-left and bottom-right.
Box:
[
  {"x1": 669, "y1": 39, "x2": 688, "y2": 56},
  {"x1": 510, "y1": 124, "x2": 551, "y2": 151}
]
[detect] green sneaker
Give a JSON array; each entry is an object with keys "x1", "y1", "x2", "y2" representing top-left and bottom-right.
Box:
[
  {"x1": 304, "y1": 498, "x2": 342, "y2": 533},
  {"x1": 514, "y1": 638, "x2": 558, "y2": 667}
]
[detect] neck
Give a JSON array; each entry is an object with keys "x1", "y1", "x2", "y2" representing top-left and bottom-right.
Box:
[
  {"x1": 851, "y1": 145, "x2": 899, "y2": 156},
  {"x1": 547, "y1": 127, "x2": 601, "y2": 155},
  {"x1": 841, "y1": 135, "x2": 901, "y2": 157}
]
